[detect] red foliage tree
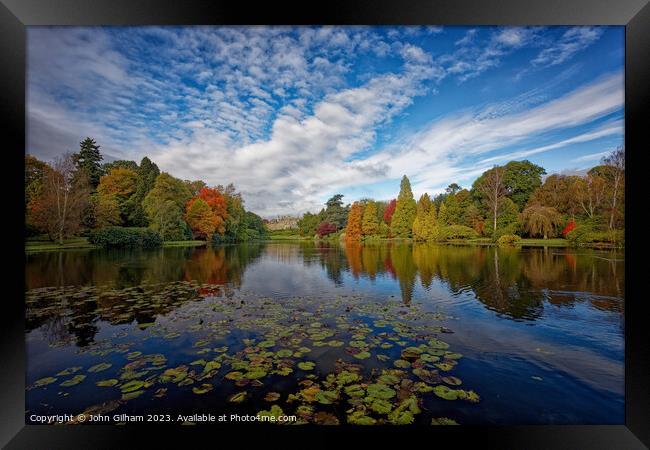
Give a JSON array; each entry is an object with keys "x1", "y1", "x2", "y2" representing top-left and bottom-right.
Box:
[
  {"x1": 316, "y1": 221, "x2": 337, "y2": 237},
  {"x1": 383, "y1": 199, "x2": 397, "y2": 224},
  {"x1": 562, "y1": 218, "x2": 576, "y2": 236}
]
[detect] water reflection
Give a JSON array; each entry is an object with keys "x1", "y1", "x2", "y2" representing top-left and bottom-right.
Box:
[{"x1": 26, "y1": 241, "x2": 624, "y2": 346}]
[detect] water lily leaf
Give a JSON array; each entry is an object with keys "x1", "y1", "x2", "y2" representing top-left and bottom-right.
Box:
[
  {"x1": 378, "y1": 374, "x2": 399, "y2": 385},
  {"x1": 457, "y1": 390, "x2": 481, "y2": 403},
  {"x1": 88, "y1": 363, "x2": 112, "y2": 373},
  {"x1": 419, "y1": 353, "x2": 441, "y2": 363},
  {"x1": 60, "y1": 375, "x2": 86, "y2": 387},
  {"x1": 298, "y1": 361, "x2": 316, "y2": 371},
  {"x1": 428, "y1": 339, "x2": 449, "y2": 350},
  {"x1": 257, "y1": 405, "x2": 284, "y2": 420},
  {"x1": 228, "y1": 391, "x2": 248, "y2": 403},
  {"x1": 432, "y1": 385, "x2": 458, "y2": 400},
  {"x1": 443, "y1": 352, "x2": 463, "y2": 360},
  {"x1": 178, "y1": 378, "x2": 194, "y2": 387},
  {"x1": 315, "y1": 390, "x2": 338, "y2": 405},
  {"x1": 190, "y1": 359, "x2": 207, "y2": 366},
  {"x1": 347, "y1": 410, "x2": 377, "y2": 425},
  {"x1": 431, "y1": 417, "x2": 459, "y2": 425},
  {"x1": 367, "y1": 383, "x2": 396, "y2": 399},
  {"x1": 126, "y1": 351, "x2": 142, "y2": 360},
  {"x1": 353, "y1": 351, "x2": 371, "y2": 360},
  {"x1": 344, "y1": 384, "x2": 365, "y2": 397},
  {"x1": 96, "y1": 379, "x2": 119, "y2": 387},
  {"x1": 336, "y1": 371, "x2": 361, "y2": 385},
  {"x1": 313, "y1": 411, "x2": 339, "y2": 425},
  {"x1": 327, "y1": 340, "x2": 344, "y2": 347},
  {"x1": 121, "y1": 380, "x2": 145, "y2": 393},
  {"x1": 376, "y1": 354, "x2": 390, "y2": 362},
  {"x1": 369, "y1": 398, "x2": 393, "y2": 414},
  {"x1": 57, "y1": 367, "x2": 82, "y2": 376},
  {"x1": 154, "y1": 387, "x2": 167, "y2": 397},
  {"x1": 349, "y1": 340, "x2": 367, "y2": 348},
  {"x1": 442, "y1": 376, "x2": 462, "y2": 386},
  {"x1": 272, "y1": 367, "x2": 293, "y2": 376},
  {"x1": 393, "y1": 359, "x2": 411, "y2": 369},
  {"x1": 203, "y1": 361, "x2": 221, "y2": 373},
  {"x1": 276, "y1": 349, "x2": 293, "y2": 358},
  {"x1": 259, "y1": 340, "x2": 276, "y2": 348},
  {"x1": 33, "y1": 377, "x2": 58, "y2": 387},
  {"x1": 122, "y1": 390, "x2": 145, "y2": 400},
  {"x1": 380, "y1": 343, "x2": 393, "y2": 349},
  {"x1": 264, "y1": 392, "x2": 281, "y2": 402},
  {"x1": 244, "y1": 368, "x2": 267, "y2": 379},
  {"x1": 192, "y1": 383, "x2": 213, "y2": 394},
  {"x1": 213, "y1": 346, "x2": 228, "y2": 353},
  {"x1": 193, "y1": 340, "x2": 209, "y2": 348}
]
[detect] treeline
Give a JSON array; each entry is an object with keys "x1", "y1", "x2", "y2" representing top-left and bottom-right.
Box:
[
  {"x1": 297, "y1": 148, "x2": 624, "y2": 246},
  {"x1": 25, "y1": 137, "x2": 267, "y2": 244}
]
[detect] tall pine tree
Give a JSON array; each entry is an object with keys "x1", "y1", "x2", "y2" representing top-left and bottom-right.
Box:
[
  {"x1": 391, "y1": 175, "x2": 417, "y2": 238},
  {"x1": 74, "y1": 137, "x2": 104, "y2": 188}
]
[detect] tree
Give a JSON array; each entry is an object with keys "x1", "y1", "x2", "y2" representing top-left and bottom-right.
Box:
[
  {"x1": 383, "y1": 199, "x2": 397, "y2": 225},
  {"x1": 521, "y1": 205, "x2": 562, "y2": 239},
  {"x1": 361, "y1": 200, "x2": 379, "y2": 237},
  {"x1": 494, "y1": 197, "x2": 520, "y2": 236},
  {"x1": 391, "y1": 176, "x2": 417, "y2": 237},
  {"x1": 196, "y1": 186, "x2": 228, "y2": 236},
  {"x1": 96, "y1": 168, "x2": 138, "y2": 225},
  {"x1": 437, "y1": 202, "x2": 448, "y2": 226},
  {"x1": 463, "y1": 204, "x2": 485, "y2": 236},
  {"x1": 474, "y1": 166, "x2": 507, "y2": 232},
  {"x1": 444, "y1": 194, "x2": 462, "y2": 225},
  {"x1": 345, "y1": 202, "x2": 364, "y2": 241},
  {"x1": 413, "y1": 198, "x2": 437, "y2": 241},
  {"x1": 316, "y1": 221, "x2": 337, "y2": 237},
  {"x1": 527, "y1": 174, "x2": 580, "y2": 217},
  {"x1": 185, "y1": 198, "x2": 218, "y2": 240},
  {"x1": 601, "y1": 146, "x2": 625, "y2": 230},
  {"x1": 573, "y1": 173, "x2": 606, "y2": 219},
  {"x1": 445, "y1": 183, "x2": 461, "y2": 195},
  {"x1": 185, "y1": 180, "x2": 207, "y2": 197},
  {"x1": 503, "y1": 160, "x2": 546, "y2": 210},
  {"x1": 28, "y1": 153, "x2": 91, "y2": 243},
  {"x1": 416, "y1": 193, "x2": 432, "y2": 215},
  {"x1": 102, "y1": 160, "x2": 138, "y2": 173},
  {"x1": 324, "y1": 194, "x2": 349, "y2": 230},
  {"x1": 298, "y1": 212, "x2": 323, "y2": 237},
  {"x1": 94, "y1": 194, "x2": 121, "y2": 227},
  {"x1": 128, "y1": 157, "x2": 160, "y2": 226},
  {"x1": 143, "y1": 173, "x2": 192, "y2": 240},
  {"x1": 73, "y1": 137, "x2": 104, "y2": 188}
]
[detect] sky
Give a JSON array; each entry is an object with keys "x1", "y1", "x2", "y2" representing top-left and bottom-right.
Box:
[{"x1": 26, "y1": 26, "x2": 624, "y2": 218}]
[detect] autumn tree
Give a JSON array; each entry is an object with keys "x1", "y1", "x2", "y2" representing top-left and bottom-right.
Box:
[
  {"x1": 96, "y1": 167, "x2": 138, "y2": 225},
  {"x1": 196, "y1": 186, "x2": 228, "y2": 236},
  {"x1": 298, "y1": 212, "x2": 323, "y2": 237},
  {"x1": 391, "y1": 176, "x2": 417, "y2": 238},
  {"x1": 316, "y1": 221, "x2": 337, "y2": 237},
  {"x1": 521, "y1": 205, "x2": 562, "y2": 239},
  {"x1": 73, "y1": 137, "x2": 104, "y2": 188},
  {"x1": 28, "y1": 153, "x2": 91, "y2": 243},
  {"x1": 573, "y1": 173, "x2": 606, "y2": 219},
  {"x1": 185, "y1": 198, "x2": 219, "y2": 240},
  {"x1": 527, "y1": 174, "x2": 580, "y2": 217},
  {"x1": 437, "y1": 202, "x2": 448, "y2": 226},
  {"x1": 361, "y1": 200, "x2": 379, "y2": 237},
  {"x1": 345, "y1": 202, "x2": 364, "y2": 241},
  {"x1": 383, "y1": 199, "x2": 397, "y2": 225}
]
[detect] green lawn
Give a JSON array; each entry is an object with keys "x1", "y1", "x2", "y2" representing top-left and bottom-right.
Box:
[{"x1": 26, "y1": 237, "x2": 208, "y2": 252}]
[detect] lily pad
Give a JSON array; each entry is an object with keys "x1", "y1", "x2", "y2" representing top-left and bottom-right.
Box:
[
  {"x1": 192, "y1": 383, "x2": 213, "y2": 394},
  {"x1": 264, "y1": 392, "x2": 281, "y2": 402},
  {"x1": 88, "y1": 363, "x2": 112, "y2": 373},
  {"x1": 298, "y1": 361, "x2": 316, "y2": 371},
  {"x1": 227, "y1": 391, "x2": 248, "y2": 403},
  {"x1": 60, "y1": 375, "x2": 86, "y2": 387},
  {"x1": 96, "y1": 379, "x2": 119, "y2": 387},
  {"x1": 353, "y1": 351, "x2": 371, "y2": 360},
  {"x1": 32, "y1": 377, "x2": 58, "y2": 387}
]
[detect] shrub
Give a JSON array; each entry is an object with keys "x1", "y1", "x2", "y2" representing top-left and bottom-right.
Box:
[
  {"x1": 561, "y1": 219, "x2": 577, "y2": 236},
  {"x1": 440, "y1": 225, "x2": 479, "y2": 241},
  {"x1": 566, "y1": 227, "x2": 624, "y2": 247},
  {"x1": 316, "y1": 221, "x2": 337, "y2": 237},
  {"x1": 89, "y1": 226, "x2": 162, "y2": 248},
  {"x1": 496, "y1": 234, "x2": 521, "y2": 247}
]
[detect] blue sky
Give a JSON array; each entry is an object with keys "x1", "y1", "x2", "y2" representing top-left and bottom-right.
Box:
[{"x1": 27, "y1": 26, "x2": 624, "y2": 217}]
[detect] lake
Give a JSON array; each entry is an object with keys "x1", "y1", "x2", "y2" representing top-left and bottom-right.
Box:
[{"x1": 25, "y1": 241, "x2": 624, "y2": 425}]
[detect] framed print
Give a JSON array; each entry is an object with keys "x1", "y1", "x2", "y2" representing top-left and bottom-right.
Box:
[{"x1": 1, "y1": 0, "x2": 648, "y2": 448}]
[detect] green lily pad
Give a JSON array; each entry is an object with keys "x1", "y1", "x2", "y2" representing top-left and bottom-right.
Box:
[
  {"x1": 244, "y1": 368, "x2": 267, "y2": 379},
  {"x1": 432, "y1": 385, "x2": 458, "y2": 400},
  {"x1": 257, "y1": 405, "x2": 284, "y2": 420},
  {"x1": 313, "y1": 411, "x2": 339, "y2": 425},
  {"x1": 227, "y1": 391, "x2": 248, "y2": 403},
  {"x1": 393, "y1": 359, "x2": 411, "y2": 368},
  {"x1": 33, "y1": 377, "x2": 58, "y2": 387},
  {"x1": 276, "y1": 349, "x2": 293, "y2": 358},
  {"x1": 298, "y1": 361, "x2": 316, "y2": 371},
  {"x1": 96, "y1": 379, "x2": 119, "y2": 387},
  {"x1": 88, "y1": 363, "x2": 112, "y2": 373},
  {"x1": 60, "y1": 375, "x2": 86, "y2": 387},
  {"x1": 122, "y1": 390, "x2": 145, "y2": 400},
  {"x1": 57, "y1": 367, "x2": 82, "y2": 376},
  {"x1": 353, "y1": 351, "x2": 371, "y2": 360},
  {"x1": 192, "y1": 383, "x2": 213, "y2": 394},
  {"x1": 315, "y1": 390, "x2": 339, "y2": 405},
  {"x1": 366, "y1": 383, "x2": 396, "y2": 399},
  {"x1": 121, "y1": 380, "x2": 145, "y2": 393},
  {"x1": 347, "y1": 410, "x2": 377, "y2": 425},
  {"x1": 442, "y1": 376, "x2": 462, "y2": 386}
]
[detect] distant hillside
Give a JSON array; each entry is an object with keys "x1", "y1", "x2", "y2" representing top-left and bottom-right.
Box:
[{"x1": 264, "y1": 216, "x2": 299, "y2": 231}]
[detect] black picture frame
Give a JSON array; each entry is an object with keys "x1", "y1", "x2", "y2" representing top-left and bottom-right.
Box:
[{"x1": 1, "y1": 1, "x2": 648, "y2": 448}]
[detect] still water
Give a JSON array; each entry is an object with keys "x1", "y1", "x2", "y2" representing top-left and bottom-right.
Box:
[{"x1": 25, "y1": 241, "x2": 624, "y2": 425}]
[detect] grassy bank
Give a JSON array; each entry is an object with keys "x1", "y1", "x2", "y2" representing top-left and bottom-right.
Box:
[{"x1": 26, "y1": 237, "x2": 209, "y2": 252}]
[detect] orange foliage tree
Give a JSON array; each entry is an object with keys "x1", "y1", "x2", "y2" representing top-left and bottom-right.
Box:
[
  {"x1": 184, "y1": 198, "x2": 219, "y2": 240},
  {"x1": 345, "y1": 202, "x2": 364, "y2": 242},
  {"x1": 196, "y1": 186, "x2": 228, "y2": 235}
]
